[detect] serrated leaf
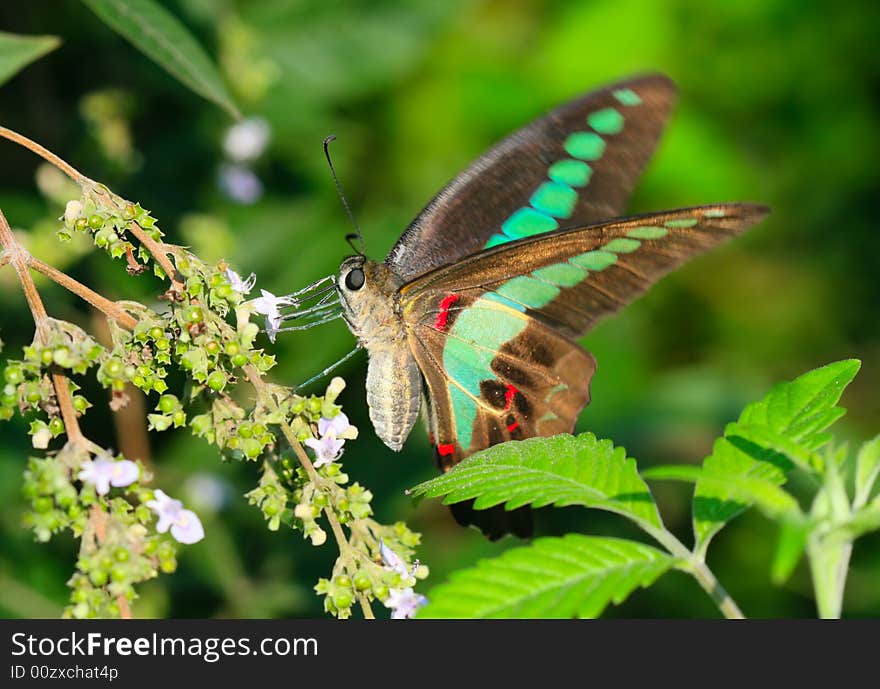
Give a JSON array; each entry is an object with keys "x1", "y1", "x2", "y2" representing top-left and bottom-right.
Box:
[
  {"x1": 694, "y1": 360, "x2": 860, "y2": 553},
  {"x1": 0, "y1": 31, "x2": 60, "y2": 87},
  {"x1": 409, "y1": 433, "x2": 663, "y2": 531},
  {"x1": 82, "y1": 0, "x2": 239, "y2": 117},
  {"x1": 854, "y1": 434, "x2": 880, "y2": 509},
  {"x1": 418, "y1": 535, "x2": 673, "y2": 619},
  {"x1": 643, "y1": 462, "x2": 802, "y2": 520},
  {"x1": 770, "y1": 519, "x2": 809, "y2": 585}
]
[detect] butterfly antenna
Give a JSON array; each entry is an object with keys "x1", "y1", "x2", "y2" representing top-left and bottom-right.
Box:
[{"x1": 323, "y1": 135, "x2": 365, "y2": 255}]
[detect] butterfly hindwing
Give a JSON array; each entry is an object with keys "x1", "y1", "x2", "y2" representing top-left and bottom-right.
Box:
[
  {"x1": 385, "y1": 73, "x2": 678, "y2": 281},
  {"x1": 409, "y1": 293, "x2": 596, "y2": 468},
  {"x1": 401, "y1": 203, "x2": 768, "y2": 471}
]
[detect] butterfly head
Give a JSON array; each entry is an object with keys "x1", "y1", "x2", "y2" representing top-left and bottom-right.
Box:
[{"x1": 336, "y1": 256, "x2": 403, "y2": 343}]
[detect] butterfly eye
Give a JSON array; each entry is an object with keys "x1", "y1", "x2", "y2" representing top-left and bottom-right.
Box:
[{"x1": 345, "y1": 267, "x2": 365, "y2": 291}]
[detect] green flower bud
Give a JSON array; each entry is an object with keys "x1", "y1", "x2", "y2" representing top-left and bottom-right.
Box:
[
  {"x1": 88, "y1": 214, "x2": 104, "y2": 230},
  {"x1": 158, "y1": 395, "x2": 178, "y2": 413},
  {"x1": 206, "y1": 371, "x2": 226, "y2": 391}
]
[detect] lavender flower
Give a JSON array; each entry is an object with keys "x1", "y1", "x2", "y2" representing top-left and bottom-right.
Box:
[
  {"x1": 380, "y1": 541, "x2": 410, "y2": 578},
  {"x1": 77, "y1": 453, "x2": 139, "y2": 496},
  {"x1": 318, "y1": 412, "x2": 352, "y2": 438},
  {"x1": 385, "y1": 588, "x2": 428, "y2": 620},
  {"x1": 146, "y1": 489, "x2": 205, "y2": 544},
  {"x1": 304, "y1": 430, "x2": 345, "y2": 468},
  {"x1": 218, "y1": 164, "x2": 263, "y2": 204},
  {"x1": 224, "y1": 267, "x2": 256, "y2": 295}
]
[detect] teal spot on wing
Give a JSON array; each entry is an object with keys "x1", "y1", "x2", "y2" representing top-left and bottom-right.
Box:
[
  {"x1": 564, "y1": 132, "x2": 605, "y2": 161},
  {"x1": 485, "y1": 97, "x2": 640, "y2": 249},
  {"x1": 484, "y1": 291, "x2": 526, "y2": 313},
  {"x1": 448, "y1": 386, "x2": 477, "y2": 450},
  {"x1": 548, "y1": 159, "x2": 592, "y2": 187},
  {"x1": 604, "y1": 238, "x2": 641, "y2": 254},
  {"x1": 665, "y1": 217, "x2": 698, "y2": 228},
  {"x1": 627, "y1": 226, "x2": 668, "y2": 240},
  {"x1": 571, "y1": 250, "x2": 617, "y2": 271},
  {"x1": 485, "y1": 233, "x2": 511, "y2": 248},
  {"x1": 501, "y1": 207, "x2": 559, "y2": 239},
  {"x1": 496, "y1": 276, "x2": 560, "y2": 309},
  {"x1": 530, "y1": 181, "x2": 577, "y2": 219},
  {"x1": 613, "y1": 88, "x2": 642, "y2": 106},
  {"x1": 443, "y1": 297, "x2": 529, "y2": 448},
  {"x1": 588, "y1": 108, "x2": 624, "y2": 135},
  {"x1": 532, "y1": 262, "x2": 587, "y2": 288}
]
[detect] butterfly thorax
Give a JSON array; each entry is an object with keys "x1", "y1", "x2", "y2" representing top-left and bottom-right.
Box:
[{"x1": 337, "y1": 257, "x2": 422, "y2": 451}]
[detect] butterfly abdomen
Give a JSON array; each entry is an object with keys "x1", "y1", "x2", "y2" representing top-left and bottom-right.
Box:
[{"x1": 365, "y1": 343, "x2": 422, "y2": 452}]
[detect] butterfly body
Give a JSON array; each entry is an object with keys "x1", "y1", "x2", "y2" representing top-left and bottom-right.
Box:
[{"x1": 311, "y1": 74, "x2": 769, "y2": 538}]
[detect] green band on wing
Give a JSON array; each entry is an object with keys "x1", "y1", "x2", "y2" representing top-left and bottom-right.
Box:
[
  {"x1": 588, "y1": 107, "x2": 624, "y2": 135},
  {"x1": 496, "y1": 275, "x2": 560, "y2": 309},
  {"x1": 665, "y1": 217, "x2": 698, "y2": 228},
  {"x1": 613, "y1": 88, "x2": 642, "y2": 106},
  {"x1": 532, "y1": 262, "x2": 587, "y2": 288},
  {"x1": 501, "y1": 207, "x2": 559, "y2": 239},
  {"x1": 627, "y1": 226, "x2": 668, "y2": 239},
  {"x1": 443, "y1": 298, "x2": 528, "y2": 448},
  {"x1": 604, "y1": 237, "x2": 641, "y2": 254},
  {"x1": 548, "y1": 159, "x2": 592, "y2": 187},
  {"x1": 530, "y1": 181, "x2": 578, "y2": 219},
  {"x1": 702, "y1": 209, "x2": 726, "y2": 218},
  {"x1": 571, "y1": 249, "x2": 617, "y2": 270},
  {"x1": 564, "y1": 132, "x2": 605, "y2": 161}
]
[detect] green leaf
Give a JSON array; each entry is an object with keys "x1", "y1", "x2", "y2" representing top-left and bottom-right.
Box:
[
  {"x1": 409, "y1": 433, "x2": 664, "y2": 532},
  {"x1": 693, "y1": 360, "x2": 860, "y2": 554},
  {"x1": 643, "y1": 463, "x2": 802, "y2": 520},
  {"x1": 0, "y1": 31, "x2": 60, "y2": 87},
  {"x1": 82, "y1": 0, "x2": 239, "y2": 117},
  {"x1": 770, "y1": 520, "x2": 809, "y2": 585},
  {"x1": 824, "y1": 500, "x2": 880, "y2": 544},
  {"x1": 418, "y1": 535, "x2": 674, "y2": 618},
  {"x1": 854, "y1": 434, "x2": 880, "y2": 509}
]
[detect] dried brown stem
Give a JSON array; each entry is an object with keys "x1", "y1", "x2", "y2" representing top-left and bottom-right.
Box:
[
  {"x1": 127, "y1": 222, "x2": 182, "y2": 290},
  {"x1": 0, "y1": 210, "x2": 85, "y2": 448},
  {"x1": 0, "y1": 127, "x2": 87, "y2": 184},
  {"x1": 28, "y1": 256, "x2": 138, "y2": 330},
  {"x1": 88, "y1": 504, "x2": 132, "y2": 619}
]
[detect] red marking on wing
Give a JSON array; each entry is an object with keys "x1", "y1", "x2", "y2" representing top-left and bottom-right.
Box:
[
  {"x1": 503, "y1": 384, "x2": 518, "y2": 411},
  {"x1": 434, "y1": 294, "x2": 460, "y2": 330},
  {"x1": 437, "y1": 443, "x2": 455, "y2": 457},
  {"x1": 506, "y1": 421, "x2": 520, "y2": 432}
]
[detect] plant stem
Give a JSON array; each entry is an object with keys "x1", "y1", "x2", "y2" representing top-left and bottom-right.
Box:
[
  {"x1": 641, "y1": 523, "x2": 745, "y2": 619},
  {"x1": 245, "y1": 367, "x2": 375, "y2": 619},
  {"x1": 28, "y1": 256, "x2": 138, "y2": 329},
  {"x1": 0, "y1": 127, "x2": 87, "y2": 184}
]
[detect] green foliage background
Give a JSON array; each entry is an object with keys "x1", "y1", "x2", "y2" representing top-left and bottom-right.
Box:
[{"x1": 0, "y1": 0, "x2": 877, "y2": 617}]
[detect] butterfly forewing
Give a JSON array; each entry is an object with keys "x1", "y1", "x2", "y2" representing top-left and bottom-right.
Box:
[
  {"x1": 385, "y1": 74, "x2": 678, "y2": 281},
  {"x1": 400, "y1": 203, "x2": 769, "y2": 468}
]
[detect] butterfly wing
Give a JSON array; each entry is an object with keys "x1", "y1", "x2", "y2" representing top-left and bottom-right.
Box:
[
  {"x1": 386, "y1": 73, "x2": 677, "y2": 281},
  {"x1": 401, "y1": 203, "x2": 768, "y2": 536}
]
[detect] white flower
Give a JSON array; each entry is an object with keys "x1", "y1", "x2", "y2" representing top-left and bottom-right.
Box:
[
  {"x1": 64, "y1": 200, "x2": 83, "y2": 225},
  {"x1": 224, "y1": 267, "x2": 256, "y2": 295},
  {"x1": 218, "y1": 164, "x2": 263, "y2": 204},
  {"x1": 223, "y1": 117, "x2": 271, "y2": 163},
  {"x1": 384, "y1": 588, "x2": 428, "y2": 620},
  {"x1": 77, "y1": 453, "x2": 139, "y2": 496},
  {"x1": 251, "y1": 289, "x2": 294, "y2": 342},
  {"x1": 145, "y1": 489, "x2": 205, "y2": 544},
  {"x1": 31, "y1": 426, "x2": 52, "y2": 449},
  {"x1": 304, "y1": 430, "x2": 345, "y2": 468},
  {"x1": 380, "y1": 541, "x2": 410, "y2": 578}
]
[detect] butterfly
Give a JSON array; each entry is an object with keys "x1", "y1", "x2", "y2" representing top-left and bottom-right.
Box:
[{"x1": 281, "y1": 73, "x2": 769, "y2": 539}]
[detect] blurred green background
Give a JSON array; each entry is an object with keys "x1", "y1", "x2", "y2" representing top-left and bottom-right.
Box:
[{"x1": 0, "y1": 0, "x2": 878, "y2": 618}]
